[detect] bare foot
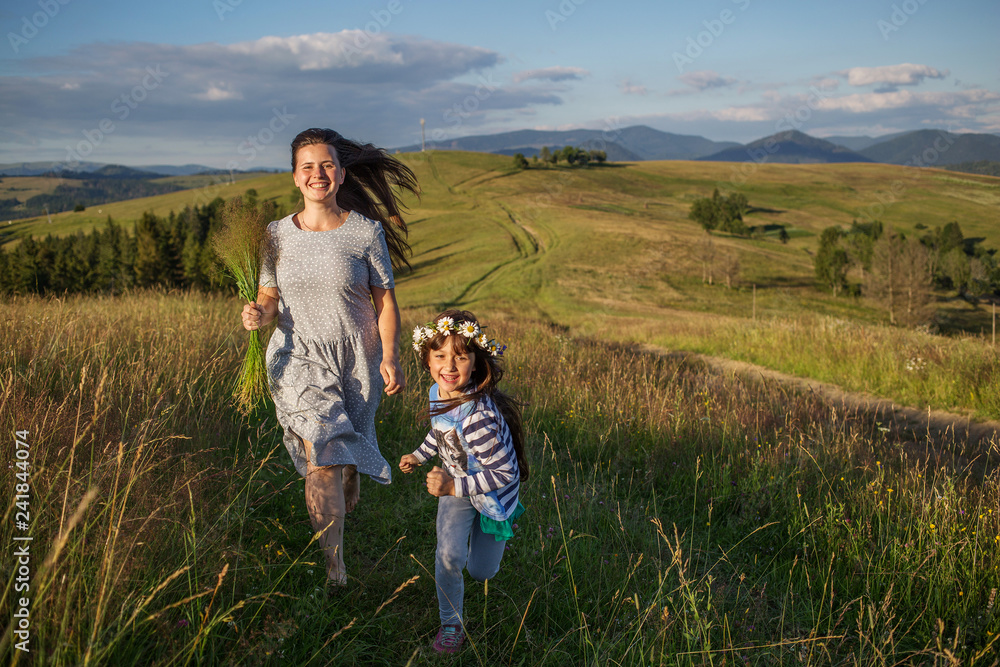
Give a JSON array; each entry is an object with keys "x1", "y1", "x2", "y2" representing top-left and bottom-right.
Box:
[
  {"x1": 343, "y1": 465, "x2": 360, "y2": 513},
  {"x1": 326, "y1": 545, "x2": 347, "y2": 592}
]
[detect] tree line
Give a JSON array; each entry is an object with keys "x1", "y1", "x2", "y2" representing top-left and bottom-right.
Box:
[
  {"x1": 688, "y1": 189, "x2": 789, "y2": 240},
  {"x1": 686, "y1": 190, "x2": 999, "y2": 326},
  {"x1": 0, "y1": 191, "x2": 285, "y2": 296},
  {"x1": 814, "y1": 220, "x2": 1000, "y2": 325},
  {"x1": 513, "y1": 145, "x2": 608, "y2": 169}
]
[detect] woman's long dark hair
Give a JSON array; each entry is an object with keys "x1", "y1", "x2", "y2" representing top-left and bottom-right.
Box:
[
  {"x1": 291, "y1": 128, "x2": 419, "y2": 270},
  {"x1": 421, "y1": 309, "x2": 529, "y2": 482}
]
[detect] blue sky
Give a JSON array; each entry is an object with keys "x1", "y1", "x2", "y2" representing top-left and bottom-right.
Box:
[{"x1": 1, "y1": 0, "x2": 997, "y2": 169}]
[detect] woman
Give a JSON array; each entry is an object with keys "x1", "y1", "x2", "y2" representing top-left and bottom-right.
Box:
[{"x1": 241, "y1": 128, "x2": 418, "y2": 588}]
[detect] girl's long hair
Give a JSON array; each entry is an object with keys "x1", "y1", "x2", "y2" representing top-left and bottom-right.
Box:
[
  {"x1": 420, "y1": 309, "x2": 529, "y2": 482},
  {"x1": 291, "y1": 128, "x2": 419, "y2": 270}
]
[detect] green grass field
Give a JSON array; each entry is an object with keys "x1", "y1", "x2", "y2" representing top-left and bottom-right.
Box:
[
  {"x1": 1, "y1": 292, "x2": 997, "y2": 665},
  {"x1": 5, "y1": 152, "x2": 1000, "y2": 415},
  {"x1": 2, "y1": 153, "x2": 999, "y2": 664}
]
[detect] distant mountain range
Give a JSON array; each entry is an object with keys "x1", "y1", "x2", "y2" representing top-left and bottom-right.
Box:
[
  {"x1": 856, "y1": 130, "x2": 1000, "y2": 166},
  {"x1": 392, "y1": 125, "x2": 1000, "y2": 171},
  {"x1": 396, "y1": 125, "x2": 741, "y2": 162},
  {"x1": 4, "y1": 127, "x2": 999, "y2": 178},
  {"x1": 0, "y1": 162, "x2": 242, "y2": 177},
  {"x1": 698, "y1": 130, "x2": 873, "y2": 164}
]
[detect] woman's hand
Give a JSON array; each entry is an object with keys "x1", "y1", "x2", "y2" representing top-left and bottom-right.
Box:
[
  {"x1": 399, "y1": 454, "x2": 419, "y2": 473},
  {"x1": 380, "y1": 354, "x2": 405, "y2": 395},
  {"x1": 243, "y1": 287, "x2": 279, "y2": 331},
  {"x1": 371, "y1": 286, "x2": 405, "y2": 395},
  {"x1": 242, "y1": 302, "x2": 264, "y2": 331},
  {"x1": 425, "y1": 466, "x2": 456, "y2": 497}
]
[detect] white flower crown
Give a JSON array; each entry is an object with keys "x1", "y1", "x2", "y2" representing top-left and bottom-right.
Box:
[{"x1": 411, "y1": 317, "x2": 506, "y2": 358}]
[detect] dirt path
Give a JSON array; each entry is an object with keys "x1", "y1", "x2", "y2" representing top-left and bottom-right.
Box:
[{"x1": 643, "y1": 344, "x2": 1000, "y2": 472}]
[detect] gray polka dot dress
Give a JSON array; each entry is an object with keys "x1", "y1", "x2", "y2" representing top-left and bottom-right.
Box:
[{"x1": 259, "y1": 211, "x2": 394, "y2": 484}]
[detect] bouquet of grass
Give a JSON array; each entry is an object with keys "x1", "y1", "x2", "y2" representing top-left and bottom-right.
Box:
[{"x1": 212, "y1": 196, "x2": 277, "y2": 414}]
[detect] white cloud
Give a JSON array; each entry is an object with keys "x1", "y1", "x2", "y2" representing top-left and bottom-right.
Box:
[
  {"x1": 624, "y1": 85, "x2": 1000, "y2": 144},
  {"x1": 194, "y1": 83, "x2": 244, "y2": 102},
  {"x1": 511, "y1": 67, "x2": 589, "y2": 83},
  {"x1": 841, "y1": 63, "x2": 948, "y2": 88},
  {"x1": 669, "y1": 88, "x2": 998, "y2": 127},
  {"x1": 811, "y1": 77, "x2": 841, "y2": 92},
  {"x1": 710, "y1": 106, "x2": 773, "y2": 122},
  {"x1": 619, "y1": 79, "x2": 647, "y2": 95},
  {"x1": 678, "y1": 70, "x2": 738, "y2": 91},
  {"x1": 0, "y1": 33, "x2": 571, "y2": 165},
  {"x1": 813, "y1": 88, "x2": 996, "y2": 114}
]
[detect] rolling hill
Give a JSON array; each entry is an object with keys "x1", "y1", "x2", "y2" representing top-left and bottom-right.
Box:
[
  {"x1": 393, "y1": 125, "x2": 1000, "y2": 169},
  {"x1": 6, "y1": 153, "x2": 999, "y2": 319},
  {"x1": 0, "y1": 168, "x2": 282, "y2": 221},
  {"x1": 0, "y1": 161, "x2": 249, "y2": 177},
  {"x1": 858, "y1": 130, "x2": 1000, "y2": 165},
  {"x1": 395, "y1": 124, "x2": 740, "y2": 160},
  {"x1": 699, "y1": 130, "x2": 874, "y2": 164}
]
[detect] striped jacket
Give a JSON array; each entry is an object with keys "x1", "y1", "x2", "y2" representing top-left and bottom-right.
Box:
[{"x1": 411, "y1": 385, "x2": 521, "y2": 521}]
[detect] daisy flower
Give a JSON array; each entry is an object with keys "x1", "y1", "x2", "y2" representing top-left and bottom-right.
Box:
[
  {"x1": 436, "y1": 317, "x2": 455, "y2": 334},
  {"x1": 460, "y1": 322, "x2": 480, "y2": 338}
]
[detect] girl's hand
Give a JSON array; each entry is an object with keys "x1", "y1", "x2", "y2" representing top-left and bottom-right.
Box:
[
  {"x1": 380, "y1": 355, "x2": 405, "y2": 395},
  {"x1": 399, "y1": 454, "x2": 419, "y2": 473},
  {"x1": 242, "y1": 302, "x2": 263, "y2": 331},
  {"x1": 425, "y1": 466, "x2": 455, "y2": 497}
]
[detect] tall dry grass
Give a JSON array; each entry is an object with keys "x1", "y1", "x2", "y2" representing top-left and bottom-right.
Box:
[
  {"x1": 588, "y1": 310, "x2": 1000, "y2": 421},
  {"x1": 0, "y1": 291, "x2": 273, "y2": 664},
  {"x1": 0, "y1": 292, "x2": 997, "y2": 665}
]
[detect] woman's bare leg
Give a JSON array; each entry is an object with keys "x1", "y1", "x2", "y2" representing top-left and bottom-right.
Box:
[
  {"x1": 343, "y1": 465, "x2": 360, "y2": 513},
  {"x1": 303, "y1": 439, "x2": 347, "y2": 585}
]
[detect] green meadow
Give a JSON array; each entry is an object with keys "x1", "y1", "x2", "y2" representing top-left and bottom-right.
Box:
[{"x1": 2, "y1": 152, "x2": 999, "y2": 665}]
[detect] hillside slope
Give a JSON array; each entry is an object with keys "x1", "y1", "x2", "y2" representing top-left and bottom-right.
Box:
[
  {"x1": 860, "y1": 130, "x2": 1000, "y2": 165},
  {"x1": 4, "y1": 152, "x2": 999, "y2": 418},
  {"x1": 700, "y1": 130, "x2": 873, "y2": 164},
  {"x1": 386, "y1": 154, "x2": 1000, "y2": 326},
  {"x1": 7, "y1": 153, "x2": 998, "y2": 283},
  {"x1": 397, "y1": 124, "x2": 740, "y2": 160}
]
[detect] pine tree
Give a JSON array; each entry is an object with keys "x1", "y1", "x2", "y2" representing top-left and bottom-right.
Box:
[{"x1": 134, "y1": 212, "x2": 168, "y2": 287}]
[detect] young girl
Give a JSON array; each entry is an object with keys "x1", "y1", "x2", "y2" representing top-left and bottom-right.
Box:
[{"x1": 399, "y1": 309, "x2": 528, "y2": 654}]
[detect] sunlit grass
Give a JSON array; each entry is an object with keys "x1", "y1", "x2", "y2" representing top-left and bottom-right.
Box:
[{"x1": 1, "y1": 292, "x2": 997, "y2": 665}]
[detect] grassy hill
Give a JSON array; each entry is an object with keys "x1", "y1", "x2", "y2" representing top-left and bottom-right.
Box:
[
  {"x1": 0, "y1": 171, "x2": 294, "y2": 242},
  {"x1": 2, "y1": 155, "x2": 999, "y2": 664},
  {"x1": 8, "y1": 151, "x2": 999, "y2": 250},
  {"x1": 0, "y1": 171, "x2": 273, "y2": 227},
  {"x1": 699, "y1": 130, "x2": 873, "y2": 164},
  {"x1": 4, "y1": 152, "x2": 999, "y2": 417},
  {"x1": 382, "y1": 152, "x2": 1000, "y2": 315},
  {"x1": 860, "y1": 130, "x2": 1000, "y2": 165}
]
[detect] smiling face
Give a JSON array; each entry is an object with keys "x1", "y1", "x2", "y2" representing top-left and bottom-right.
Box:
[
  {"x1": 292, "y1": 143, "x2": 345, "y2": 206},
  {"x1": 428, "y1": 335, "x2": 476, "y2": 400}
]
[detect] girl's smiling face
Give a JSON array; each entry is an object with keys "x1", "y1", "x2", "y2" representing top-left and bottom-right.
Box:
[
  {"x1": 428, "y1": 335, "x2": 475, "y2": 400},
  {"x1": 292, "y1": 143, "x2": 345, "y2": 205}
]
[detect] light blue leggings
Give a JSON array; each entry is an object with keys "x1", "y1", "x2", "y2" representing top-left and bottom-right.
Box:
[{"x1": 435, "y1": 495, "x2": 507, "y2": 627}]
